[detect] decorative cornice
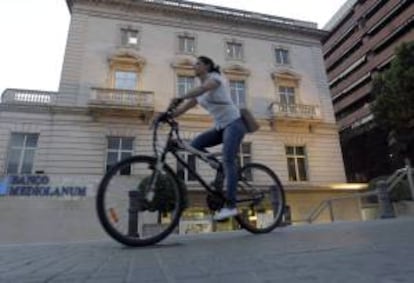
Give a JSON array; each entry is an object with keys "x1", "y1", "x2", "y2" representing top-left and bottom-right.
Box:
[
  {"x1": 72, "y1": 8, "x2": 319, "y2": 48},
  {"x1": 67, "y1": 0, "x2": 327, "y2": 39}
]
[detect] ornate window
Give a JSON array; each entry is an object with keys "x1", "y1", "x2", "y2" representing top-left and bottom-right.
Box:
[
  {"x1": 171, "y1": 56, "x2": 197, "y2": 100},
  {"x1": 223, "y1": 64, "x2": 250, "y2": 108},
  {"x1": 108, "y1": 49, "x2": 146, "y2": 90},
  {"x1": 271, "y1": 70, "x2": 301, "y2": 104}
]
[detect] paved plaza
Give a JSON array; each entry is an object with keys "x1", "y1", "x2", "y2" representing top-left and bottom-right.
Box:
[{"x1": 0, "y1": 217, "x2": 413, "y2": 283}]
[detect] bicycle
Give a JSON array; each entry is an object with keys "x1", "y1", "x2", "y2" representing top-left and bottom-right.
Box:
[{"x1": 96, "y1": 101, "x2": 286, "y2": 246}]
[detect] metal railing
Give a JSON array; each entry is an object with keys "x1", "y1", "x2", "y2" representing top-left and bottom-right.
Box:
[
  {"x1": 386, "y1": 161, "x2": 414, "y2": 197},
  {"x1": 268, "y1": 102, "x2": 321, "y2": 120},
  {"x1": 1, "y1": 89, "x2": 57, "y2": 105},
  {"x1": 303, "y1": 190, "x2": 377, "y2": 224},
  {"x1": 90, "y1": 88, "x2": 154, "y2": 109},
  {"x1": 300, "y1": 161, "x2": 414, "y2": 224}
]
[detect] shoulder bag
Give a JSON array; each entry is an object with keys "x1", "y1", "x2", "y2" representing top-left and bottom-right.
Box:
[{"x1": 240, "y1": 108, "x2": 260, "y2": 133}]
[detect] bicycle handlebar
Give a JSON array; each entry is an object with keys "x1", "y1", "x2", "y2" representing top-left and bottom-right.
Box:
[
  {"x1": 152, "y1": 98, "x2": 184, "y2": 127},
  {"x1": 151, "y1": 99, "x2": 185, "y2": 156}
]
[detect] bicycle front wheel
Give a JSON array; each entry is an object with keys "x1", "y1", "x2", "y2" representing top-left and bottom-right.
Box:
[
  {"x1": 235, "y1": 163, "x2": 285, "y2": 233},
  {"x1": 96, "y1": 155, "x2": 184, "y2": 247}
]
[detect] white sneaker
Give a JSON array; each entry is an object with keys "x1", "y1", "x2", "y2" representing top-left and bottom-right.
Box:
[{"x1": 213, "y1": 207, "x2": 238, "y2": 221}]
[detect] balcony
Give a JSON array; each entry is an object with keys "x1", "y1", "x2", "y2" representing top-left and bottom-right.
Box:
[
  {"x1": 268, "y1": 102, "x2": 322, "y2": 121},
  {"x1": 89, "y1": 87, "x2": 154, "y2": 117},
  {"x1": 1, "y1": 89, "x2": 57, "y2": 105}
]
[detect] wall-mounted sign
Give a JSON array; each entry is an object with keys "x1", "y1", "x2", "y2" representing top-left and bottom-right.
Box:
[{"x1": 0, "y1": 175, "x2": 87, "y2": 197}]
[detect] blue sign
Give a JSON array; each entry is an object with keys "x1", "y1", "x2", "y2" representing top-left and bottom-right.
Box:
[
  {"x1": 0, "y1": 177, "x2": 9, "y2": 196},
  {"x1": 0, "y1": 175, "x2": 87, "y2": 197}
]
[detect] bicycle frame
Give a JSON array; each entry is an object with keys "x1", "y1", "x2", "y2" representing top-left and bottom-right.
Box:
[
  {"x1": 150, "y1": 107, "x2": 264, "y2": 207},
  {"x1": 152, "y1": 116, "x2": 224, "y2": 198}
]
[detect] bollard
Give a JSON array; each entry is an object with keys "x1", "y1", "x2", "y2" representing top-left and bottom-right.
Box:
[
  {"x1": 327, "y1": 200, "x2": 335, "y2": 222},
  {"x1": 377, "y1": 180, "x2": 395, "y2": 219},
  {"x1": 128, "y1": 190, "x2": 143, "y2": 237},
  {"x1": 283, "y1": 205, "x2": 292, "y2": 226}
]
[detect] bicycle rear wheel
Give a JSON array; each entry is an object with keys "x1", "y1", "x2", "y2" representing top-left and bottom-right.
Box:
[
  {"x1": 235, "y1": 163, "x2": 285, "y2": 233},
  {"x1": 96, "y1": 155, "x2": 184, "y2": 246}
]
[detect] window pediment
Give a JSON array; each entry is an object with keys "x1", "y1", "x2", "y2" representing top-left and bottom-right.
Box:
[
  {"x1": 108, "y1": 48, "x2": 146, "y2": 70},
  {"x1": 171, "y1": 55, "x2": 196, "y2": 76},
  {"x1": 171, "y1": 55, "x2": 196, "y2": 70},
  {"x1": 271, "y1": 69, "x2": 301, "y2": 82},
  {"x1": 223, "y1": 64, "x2": 250, "y2": 79}
]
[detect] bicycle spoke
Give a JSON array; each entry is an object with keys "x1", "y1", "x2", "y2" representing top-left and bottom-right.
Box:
[
  {"x1": 235, "y1": 163, "x2": 285, "y2": 233},
  {"x1": 96, "y1": 156, "x2": 184, "y2": 246}
]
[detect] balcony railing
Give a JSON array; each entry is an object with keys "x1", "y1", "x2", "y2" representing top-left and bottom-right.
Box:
[
  {"x1": 1, "y1": 89, "x2": 57, "y2": 105},
  {"x1": 268, "y1": 102, "x2": 321, "y2": 120},
  {"x1": 89, "y1": 88, "x2": 154, "y2": 111}
]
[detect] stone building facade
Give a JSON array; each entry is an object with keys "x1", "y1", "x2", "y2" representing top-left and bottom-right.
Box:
[{"x1": 0, "y1": 0, "x2": 357, "y2": 243}]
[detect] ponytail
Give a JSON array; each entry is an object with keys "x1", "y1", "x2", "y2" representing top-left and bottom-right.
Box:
[{"x1": 198, "y1": 56, "x2": 221, "y2": 74}]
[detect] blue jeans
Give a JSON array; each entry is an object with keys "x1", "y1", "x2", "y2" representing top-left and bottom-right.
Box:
[{"x1": 191, "y1": 118, "x2": 247, "y2": 207}]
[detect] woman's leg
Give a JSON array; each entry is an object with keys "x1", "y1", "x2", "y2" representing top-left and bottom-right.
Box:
[
  {"x1": 191, "y1": 127, "x2": 223, "y2": 151},
  {"x1": 222, "y1": 118, "x2": 246, "y2": 208}
]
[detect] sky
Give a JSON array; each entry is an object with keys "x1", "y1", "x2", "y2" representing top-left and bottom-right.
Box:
[{"x1": 0, "y1": 0, "x2": 348, "y2": 95}]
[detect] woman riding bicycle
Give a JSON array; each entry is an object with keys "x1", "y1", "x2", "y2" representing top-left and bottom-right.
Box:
[{"x1": 171, "y1": 55, "x2": 247, "y2": 220}]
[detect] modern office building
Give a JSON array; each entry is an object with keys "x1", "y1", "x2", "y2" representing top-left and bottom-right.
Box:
[
  {"x1": 322, "y1": 0, "x2": 413, "y2": 182},
  {"x1": 0, "y1": 0, "x2": 356, "y2": 242}
]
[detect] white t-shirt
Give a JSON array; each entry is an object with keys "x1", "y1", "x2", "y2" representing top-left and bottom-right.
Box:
[{"x1": 196, "y1": 72, "x2": 240, "y2": 129}]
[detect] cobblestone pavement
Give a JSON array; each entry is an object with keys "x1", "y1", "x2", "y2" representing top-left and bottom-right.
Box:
[{"x1": 0, "y1": 217, "x2": 413, "y2": 283}]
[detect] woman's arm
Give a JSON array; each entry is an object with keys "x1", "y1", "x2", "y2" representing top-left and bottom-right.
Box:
[
  {"x1": 181, "y1": 79, "x2": 220, "y2": 100},
  {"x1": 171, "y1": 77, "x2": 220, "y2": 117},
  {"x1": 172, "y1": 98, "x2": 197, "y2": 118}
]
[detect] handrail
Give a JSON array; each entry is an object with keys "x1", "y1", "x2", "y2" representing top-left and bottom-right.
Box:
[
  {"x1": 303, "y1": 190, "x2": 379, "y2": 223},
  {"x1": 300, "y1": 162, "x2": 413, "y2": 224},
  {"x1": 386, "y1": 161, "x2": 414, "y2": 193}
]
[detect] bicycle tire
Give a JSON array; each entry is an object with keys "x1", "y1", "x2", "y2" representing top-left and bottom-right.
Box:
[
  {"x1": 96, "y1": 155, "x2": 185, "y2": 246},
  {"x1": 235, "y1": 163, "x2": 286, "y2": 233}
]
